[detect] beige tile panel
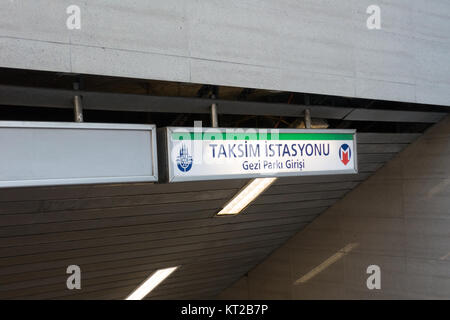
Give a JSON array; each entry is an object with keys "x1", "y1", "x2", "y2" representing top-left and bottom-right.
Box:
[
  {"x1": 284, "y1": 227, "x2": 346, "y2": 252},
  {"x1": 219, "y1": 117, "x2": 450, "y2": 299},
  {"x1": 218, "y1": 277, "x2": 249, "y2": 300},
  {"x1": 332, "y1": 180, "x2": 404, "y2": 218},
  {"x1": 292, "y1": 281, "x2": 345, "y2": 300},
  {"x1": 249, "y1": 246, "x2": 291, "y2": 279},
  {"x1": 405, "y1": 233, "x2": 450, "y2": 260},
  {"x1": 248, "y1": 274, "x2": 292, "y2": 300}
]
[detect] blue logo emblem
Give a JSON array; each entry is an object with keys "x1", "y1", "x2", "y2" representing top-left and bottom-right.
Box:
[
  {"x1": 176, "y1": 144, "x2": 193, "y2": 172},
  {"x1": 339, "y1": 144, "x2": 351, "y2": 165}
]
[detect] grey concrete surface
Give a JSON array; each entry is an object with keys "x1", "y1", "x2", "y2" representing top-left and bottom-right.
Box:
[{"x1": 0, "y1": 1, "x2": 449, "y2": 105}]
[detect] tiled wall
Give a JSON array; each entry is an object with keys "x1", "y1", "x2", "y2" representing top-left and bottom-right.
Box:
[{"x1": 218, "y1": 115, "x2": 450, "y2": 299}]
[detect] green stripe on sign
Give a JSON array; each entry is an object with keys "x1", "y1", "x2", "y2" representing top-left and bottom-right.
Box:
[{"x1": 171, "y1": 132, "x2": 354, "y2": 141}]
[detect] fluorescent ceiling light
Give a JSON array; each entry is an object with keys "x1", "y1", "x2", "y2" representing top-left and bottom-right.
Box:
[
  {"x1": 294, "y1": 243, "x2": 358, "y2": 285},
  {"x1": 217, "y1": 177, "x2": 277, "y2": 215},
  {"x1": 125, "y1": 266, "x2": 179, "y2": 300},
  {"x1": 440, "y1": 252, "x2": 450, "y2": 261}
]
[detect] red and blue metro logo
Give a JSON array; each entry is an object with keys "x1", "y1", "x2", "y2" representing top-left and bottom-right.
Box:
[{"x1": 339, "y1": 143, "x2": 351, "y2": 165}]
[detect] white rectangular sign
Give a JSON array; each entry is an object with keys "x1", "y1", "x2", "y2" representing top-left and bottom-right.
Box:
[
  {"x1": 163, "y1": 127, "x2": 357, "y2": 182},
  {"x1": 0, "y1": 121, "x2": 158, "y2": 187}
]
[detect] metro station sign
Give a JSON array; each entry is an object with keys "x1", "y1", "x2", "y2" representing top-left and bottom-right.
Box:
[{"x1": 159, "y1": 127, "x2": 358, "y2": 182}]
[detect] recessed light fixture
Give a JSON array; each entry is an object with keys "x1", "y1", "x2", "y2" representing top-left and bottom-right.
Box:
[
  {"x1": 125, "y1": 266, "x2": 179, "y2": 300},
  {"x1": 294, "y1": 243, "x2": 358, "y2": 284},
  {"x1": 217, "y1": 177, "x2": 277, "y2": 215}
]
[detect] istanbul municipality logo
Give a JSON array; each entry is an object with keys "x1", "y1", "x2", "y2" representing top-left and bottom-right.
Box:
[
  {"x1": 177, "y1": 144, "x2": 193, "y2": 172},
  {"x1": 339, "y1": 144, "x2": 351, "y2": 165}
]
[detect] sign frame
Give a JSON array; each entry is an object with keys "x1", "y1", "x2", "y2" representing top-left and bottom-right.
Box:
[
  {"x1": 160, "y1": 127, "x2": 358, "y2": 183},
  {"x1": 0, "y1": 121, "x2": 158, "y2": 187}
]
